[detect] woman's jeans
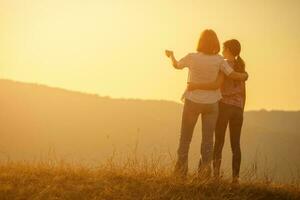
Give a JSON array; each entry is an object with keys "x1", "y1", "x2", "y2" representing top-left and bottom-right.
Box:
[
  {"x1": 174, "y1": 99, "x2": 219, "y2": 177},
  {"x1": 213, "y1": 102, "x2": 244, "y2": 179}
]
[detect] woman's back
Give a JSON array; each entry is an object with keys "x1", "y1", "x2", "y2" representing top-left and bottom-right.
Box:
[
  {"x1": 186, "y1": 53, "x2": 223, "y2": 83},
  {"x1": 178, "y1": 52, "x2": 233, "y2": 104}
]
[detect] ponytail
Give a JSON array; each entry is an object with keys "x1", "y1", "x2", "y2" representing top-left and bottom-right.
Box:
[
  {"x1": 234, "y1": 55, "x2": 245, "y2": 72},
  {"x1": 223, "y1": 39, "x2": 245, "y2": 72}
]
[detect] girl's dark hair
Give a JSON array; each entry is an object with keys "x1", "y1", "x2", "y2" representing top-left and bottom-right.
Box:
[
  {"x1": 223, "y1": 39, "x2": 245, "y2": 72},
  {"x1": 197, "y1": 29, "x2": 220, "y2": 55}
]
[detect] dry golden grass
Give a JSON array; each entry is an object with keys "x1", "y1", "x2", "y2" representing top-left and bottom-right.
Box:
[{"x1": 0, "y1": 155, "x2": 299, "y2": 200}]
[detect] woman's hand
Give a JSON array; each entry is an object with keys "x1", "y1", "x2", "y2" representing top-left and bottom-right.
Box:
[
  {"x1": 165, "y1": 50, "x2": 174, "y2": 58},
  {"x1": 228, "y1": 71, "x2": 248, "y2": 81},
  {"x1": 187, "y1": 83, "x2": 198, "y2": 91},
  {"x1": 165, "y1": 50, "x2": 182, "y2": 69}
]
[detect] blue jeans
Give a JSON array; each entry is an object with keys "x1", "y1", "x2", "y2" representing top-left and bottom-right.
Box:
[{"x1": 174, "y1": 99, "x2": 219, "y2": 177}]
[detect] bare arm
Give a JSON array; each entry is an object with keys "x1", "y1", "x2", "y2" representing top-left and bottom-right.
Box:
[
  {"x1": 220, "y1": 59, "x2": 248, "y2": 81},
  {"x1": 227, "y1": 71, "x2": 248, "y2": 81},
  {"x1": 165, "y1": 50, "x2": 185, "y2": 70},
  {"x1": 187, "y1": 72, "x2": 224, "y2": 91}
]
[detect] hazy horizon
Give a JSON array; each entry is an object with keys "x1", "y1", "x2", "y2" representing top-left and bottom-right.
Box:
[
  {"x1": 2, "y1": 78, "x2": 300, "y2": 112},
  {"x1": 1, "y1": 78, "x2": 300, "y2": 184},
  {"x1": 1, "y1": 0, "x2": 300, "y2": 111}
]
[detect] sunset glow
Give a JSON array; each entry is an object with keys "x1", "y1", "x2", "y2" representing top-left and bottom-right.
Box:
[{"x1": 1, "y1": 0, "x2": 300, "y2": 110}]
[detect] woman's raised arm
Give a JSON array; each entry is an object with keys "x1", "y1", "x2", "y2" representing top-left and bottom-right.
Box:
[{"x1": 165, "y1": 50, "x2": 189, "y2": 70}]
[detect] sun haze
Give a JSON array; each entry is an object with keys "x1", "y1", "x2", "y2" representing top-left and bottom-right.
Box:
[{"x1": 1, "y1": 0, "x2": 300, "y2": 110}]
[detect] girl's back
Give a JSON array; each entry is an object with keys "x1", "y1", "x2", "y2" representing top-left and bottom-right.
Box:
[{"x1": 178, "y1": 52, "x2": 232, "y2": 104}]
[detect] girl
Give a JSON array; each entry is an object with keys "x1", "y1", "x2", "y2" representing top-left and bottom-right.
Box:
[
  {"x1": 165, "y1": 30, "x2": 248, "y2": 178},
  {"x1": 188, "y1": 39, "x2": 247, "y2": 183}
]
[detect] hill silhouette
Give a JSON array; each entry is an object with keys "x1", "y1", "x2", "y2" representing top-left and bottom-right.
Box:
[{"x1": 0, "y1": 79, "x2": 299, "y2": 184}]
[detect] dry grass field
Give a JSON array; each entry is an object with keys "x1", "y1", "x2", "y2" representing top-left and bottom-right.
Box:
[{"x1": 0, "y1": 155, "x2": 299, "y2": 200}]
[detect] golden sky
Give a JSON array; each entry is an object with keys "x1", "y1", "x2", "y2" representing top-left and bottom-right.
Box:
[{"x1": 1, "y1": 0, "x2": 300, "y2": 110}]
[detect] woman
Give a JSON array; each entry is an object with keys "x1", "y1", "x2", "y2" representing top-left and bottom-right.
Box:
[
  {"x1": 165, "y1": 30, "x2": 248, "y2": 178},
  {"x1": 188, "y1": 39, "x2": 247, "y2": 184}
]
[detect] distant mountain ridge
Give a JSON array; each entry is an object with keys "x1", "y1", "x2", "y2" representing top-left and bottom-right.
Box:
[{"x1": 0, "y1": 79, "x2": 299, "y2": 183}]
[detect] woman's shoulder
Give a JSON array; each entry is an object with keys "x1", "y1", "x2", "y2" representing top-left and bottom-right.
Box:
[
  {"x1": 186, "y1": 52, "x2": 198, "y2": 57},
  {"x1": 214, "y1": 54, "x2": 225, "y2": 60},
  {"x1": 200, "y1": 53, "x2": 224, "y2": 60},
  {"x1": 186, "y1": 53, "x2": 225, "y2": 63},
  {"x1": 206, "y1": 54, "x2": 225, "y2": 64}
]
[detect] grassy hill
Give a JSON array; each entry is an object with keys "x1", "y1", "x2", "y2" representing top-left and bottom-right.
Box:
[
  {"x1": 0, "y1": 79, "x2": 300, "y2": 184},
  {"x1": 0, "y1": 159, "x2": 299, "y2": 200}
]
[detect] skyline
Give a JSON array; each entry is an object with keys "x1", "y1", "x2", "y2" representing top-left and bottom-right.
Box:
[{"x1": 1, "y1": 0, "x2": 300, "y2": 110}]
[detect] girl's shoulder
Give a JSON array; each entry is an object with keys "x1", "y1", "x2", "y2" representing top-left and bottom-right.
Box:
[
  {"x1": 187, "y1": 52, "x2": 199, "y2": 57},
  {"x1": 188, "y1": 53, "x2": 224, "y2": 63},
  {"x1": 202, "y1": 53, "x2": 224, "y2": 60},
  {"x1": 215, "y1": 54, "x2": 225, "y2": 60},
  {"x1": 192, "y1": 52, "x2": 222, "y2": 58},
  {"x1": 209, "y1": 54, "x2": 225, "y2": 63}
]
